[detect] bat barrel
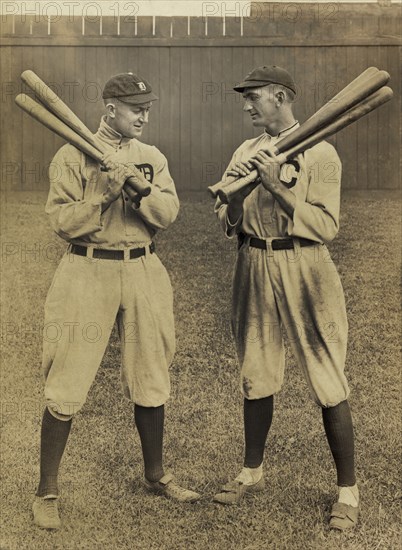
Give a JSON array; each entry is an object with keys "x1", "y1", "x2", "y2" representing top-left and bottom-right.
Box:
[
  {"x1": 211, "y1": 85, "x2": 393, "y2": 203},
  {"x1": 275, "y1": 69, "x2": 390, "y2": 156},
  {"x1": 21, "y1": 69, "x2": 105, "y2": 155},
  {"x1": 15, "y1": 93, "x2": 104, "y2": 162},
  {"x1": 283, "y1": 86, "x2": 393, "y2": 160}
]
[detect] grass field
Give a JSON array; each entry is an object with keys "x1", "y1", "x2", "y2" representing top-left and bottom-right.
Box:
[{"x1": 0, "y1": 190, "x2": 401, "y2": 550}]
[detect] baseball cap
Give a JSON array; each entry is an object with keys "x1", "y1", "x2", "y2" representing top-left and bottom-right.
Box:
[
  {"x1": 233, "y1": 65, "x2": 296, "y2": 95},
  {"x1": 102, "y1": 72, "x2": 158, "y2": 104}
]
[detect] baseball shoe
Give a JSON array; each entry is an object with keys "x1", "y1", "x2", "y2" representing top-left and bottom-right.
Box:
[
  {"x1": 329, "y1": 502, "x2": 359, "y2": 530},
  {"x1": 143, "y1": 473, "x2": 200, "y2": 502},
  {"x1": 213, "y1": 477, "x2": 265, "y2": 505},
  {"x1": 32, "y1": 495, "x2": 61, "y2": 530}
]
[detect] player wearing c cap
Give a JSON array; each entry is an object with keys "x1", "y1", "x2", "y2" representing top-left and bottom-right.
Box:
[
  {"x1": 32, "y1": 73, "x2": 200, "y2": 530},
  {"x1": 213, "y1": 66, "x2": 359, "y2": 530}
]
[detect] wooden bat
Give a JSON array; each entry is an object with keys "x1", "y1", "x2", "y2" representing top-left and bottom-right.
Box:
[
  {"x1": 19, "y1": 70, "x2": 151, "y2": 197},
  {"x1": 314, "y1": 66, "x2": 380, "y2": 117},
  {"x1": 216, "y1": 86, "x2": 393, "y2": 204},
  {"x1": 208, "y1": 68, "x2": 390, "y2": 198},
  {"x1": 21, "y1": 70, "x2": 105, "y2": 154},
  {"x1": 16, "y1": 93, "x2": 106, "y2": 161},
  {"x1": 272, "y1": 69, "x2": 390, "y2": 157}
]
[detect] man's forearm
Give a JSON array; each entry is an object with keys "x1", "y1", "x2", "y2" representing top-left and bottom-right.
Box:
[
  {"x1": 268, "y1": 183, "x2": 296, "y2": 219},
  {"x1": 227, "y1": 199, "x2": 244, "y2": 226}
]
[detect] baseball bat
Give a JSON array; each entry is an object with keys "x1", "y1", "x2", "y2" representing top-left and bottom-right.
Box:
[
  {"x1": 216, "y1": 86, "x2": 393, "y2": 203},
  {"x1": 15, "y1": 93, "x2": 106, "y2": 162},
  {"x1": 20, "y1": 71, "x2": 151, "y2": 197},
  {"x1": 314, "y1": 66, "x2": 380, "y2": 117},
  {"x1": 208, "y1": 68, "x2": 390, "y2": 198},
  {"x1": 274, "y1": 70, "x2": 389, "y2": 155},
  {"x1": 21, "y1": 70, "x2": 105, "y2": 154}
]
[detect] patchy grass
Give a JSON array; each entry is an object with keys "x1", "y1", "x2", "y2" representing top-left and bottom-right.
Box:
[{"x1": 0, "y1": 190, "x2": 400, "y2": 550}]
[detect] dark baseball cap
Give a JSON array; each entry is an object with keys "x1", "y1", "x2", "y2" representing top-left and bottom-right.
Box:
[
  {"x1": 233, "y1": 65, "x2": 296, "y2": 95},
  {"x1": 102, "y1": 72, "x2": 158, "y2": 104}
]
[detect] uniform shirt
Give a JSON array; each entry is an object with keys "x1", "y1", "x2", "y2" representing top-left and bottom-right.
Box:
[
  {"x1": 215, "y1": 123, "x2": 342, "y2": 244},
  {"x1": 46, "y1": 117, "x2": 179, "y2": 248}
]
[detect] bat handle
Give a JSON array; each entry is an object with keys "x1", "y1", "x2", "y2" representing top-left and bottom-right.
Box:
[
  {"x1": 216, "y1": 152, "x2": 288, "y2": 204},
  {"x1": 208, "y1": 145, "x2": 281, "y2": 199},
  {"x1": 207, "y1": 175, "x2": 238, "y2": 197},
  {"x1": 125, "y1": 175, "x2": 152, "y2": 197},
  {"x1": 216, "y1": 170, "x2": 258, "y2": 203}
]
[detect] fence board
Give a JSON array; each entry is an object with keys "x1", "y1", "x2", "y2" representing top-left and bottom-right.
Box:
[
  {"x1": 0, "y1": 42, "x2": 400, "y2": 191},
  {"x1": 386, "y1": 42, "x2": 401, "y2": 189},
  {"x1": 366, "y1": 46, "x2": 381, "y2": 190},
  {"x1": 179, "y1": 47, "x2": 191, "y2": 188},
  {"x1": 190, "y1": 48, "x2": 202, "y2": 187},
  {"x1": 168, "y1": 48, "x2": 181, "y2": 185},
  {"x1": 200, "y1": 46, "x2": 212, "y2": 190},
  {"x1": 1, "y1": 47, "x2": 22, "y2": 190}
]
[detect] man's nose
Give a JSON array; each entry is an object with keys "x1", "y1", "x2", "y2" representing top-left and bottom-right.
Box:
[{"x1": 243, "y1": 100, "x2": 252, "y2": 112}]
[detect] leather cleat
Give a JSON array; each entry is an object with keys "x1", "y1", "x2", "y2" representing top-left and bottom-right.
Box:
[
  {"x1": 213, "y1": 476, "x2": 265, "y2": 505},
  {"x1": 32, "y1": 495, "x2": 61, "y2": 530},
  {"x1": 143, "y1": 473, "x2": 200, "y2": 502},
  {"x1": 329, "y1": 501, "x2": 359, "y2": 530}
]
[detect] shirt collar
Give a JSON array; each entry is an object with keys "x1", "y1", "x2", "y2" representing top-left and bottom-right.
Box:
[
  {"x1": 95, "y1": 116, "x2": 133, "y2": 147},
  {"x1": 264, "y1": 121, "x2": 300, "y2": 141}
]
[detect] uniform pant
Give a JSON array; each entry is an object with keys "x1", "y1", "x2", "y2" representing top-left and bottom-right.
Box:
[
  {"x1": 232, "y1": 238, "x2": 350, "y2": 407},
  {"x1": 42, "y1": 248, "x2": 175, "y2": 416}
]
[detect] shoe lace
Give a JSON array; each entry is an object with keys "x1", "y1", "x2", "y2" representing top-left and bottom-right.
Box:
[
  {"x1": 167, "y1": 481, "x2": 192, "y2": 497},
  {"x1": 43, "y1": 498, "x2": 59, "y2": 519}
]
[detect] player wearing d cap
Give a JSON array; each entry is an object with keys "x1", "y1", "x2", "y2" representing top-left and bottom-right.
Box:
[
  {"x1": 32, "y1": 73, "x2": 199, "y2": 530},
  {"x1": 213, "y1": 66, "x2": 359, "y2": 530}
]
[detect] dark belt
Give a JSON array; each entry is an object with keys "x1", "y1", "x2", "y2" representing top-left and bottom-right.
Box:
[
  {"x1": 238, "y1": 232, "x2": 316, "y2": 251},
  {"x1": 70, "y1": 242, "x2": 155, "y2": 260}
]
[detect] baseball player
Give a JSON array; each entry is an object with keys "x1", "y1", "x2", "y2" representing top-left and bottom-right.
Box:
[
  {"x1": 213, "y1": 66, "x2": 359, "y2": 530},
  {"x1": 32, "y1": 73, "x2": 200, "y2": 530}
]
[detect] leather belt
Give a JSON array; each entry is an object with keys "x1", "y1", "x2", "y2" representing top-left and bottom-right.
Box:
[
  {"x1": 238, "y1": 232, "x2": 316, "y2": 251},
  {"x1": 70, "y1": 242, "x2": 155, "y2": 260}
]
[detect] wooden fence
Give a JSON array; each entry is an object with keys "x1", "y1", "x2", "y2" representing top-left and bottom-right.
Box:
[{"x1": 1, "y1": 2, "x2": 401, "y2": 191}]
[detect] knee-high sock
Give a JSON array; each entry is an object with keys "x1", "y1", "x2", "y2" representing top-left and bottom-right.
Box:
[
  {"x1": 244, "y1": 396, "x2": 274, "y2": 468},
  {"x1": 36, "y1": 407, "x2": 72, "y2": 497},
  {"x1": 322, "y1": 400, "x2": 356, "y2": 486},
  {"x1": 134, "y1": 404, "x2": 164, "y2": 483}
]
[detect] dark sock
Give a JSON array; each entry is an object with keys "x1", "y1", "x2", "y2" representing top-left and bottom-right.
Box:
[
  {"x1": 134, "y1": 404, "x2": 164, "y2": 483},
  {"x1": 36, "y1": 407, "x2": 72, "y2": 497},
  {"x1": 244, "y1": 395, "x2": 274, "y2": 468},
  {"x1": 322, "y1": 400, "x2": 356, "y2": 486}
]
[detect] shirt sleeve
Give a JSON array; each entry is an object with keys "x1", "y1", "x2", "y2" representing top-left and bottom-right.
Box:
[
  {"x1": 132, "y1": 148, "x2": 179, "y2": 230},
  {"x1": 214, "y1": 148, "x2": 244, "y2": 238},
  {"x1": 45, "y1": 145, "x2": 105, "y2": 241},
  {"x1": 287, "y1": 142, "x2": 342, "y2": 244}
]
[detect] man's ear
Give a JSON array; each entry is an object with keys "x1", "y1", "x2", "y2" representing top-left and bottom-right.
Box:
[
  {"x1": 275, "y1": 91, "x2": 286, "y2": 107},
  {"x1": 105, "y1": 102, "x2": 116, "y2": 118}
]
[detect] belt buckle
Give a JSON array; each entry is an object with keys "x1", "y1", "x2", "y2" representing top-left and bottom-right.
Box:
[{"x1": 124, "y1": 248, "x2": 130, "y2": 261}]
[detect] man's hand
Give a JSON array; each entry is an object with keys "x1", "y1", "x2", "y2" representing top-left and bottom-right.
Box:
[
  {"x1": 101, "y1": 152, "x2": 132, "y2": 209},
  {"x1": 227, "y1": 160, "x2": 255, "y2": 179},
  {"x1": 123, "y1": 166, "x2": 149, "y2": 199},
  {"x1": 249, "y1": 150, "x2": 282, "y2": 194},
  {"x1": 249, "y1": 150, "x2": 296, "y2": 218}
]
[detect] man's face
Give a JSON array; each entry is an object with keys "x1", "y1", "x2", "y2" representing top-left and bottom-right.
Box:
[
  {"x1": 242, "y1": 86, "x2": 277, "y2": 127},
  {"x1": 108, "y1": 100, "x2": 152, "y2": 138}
]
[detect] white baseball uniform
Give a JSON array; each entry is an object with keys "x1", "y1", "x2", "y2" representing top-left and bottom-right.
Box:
[
  {"x1": 215, "y1": 124, "x2": 350, "y2": 407},
  {"x1": 43, "y1": 117, "x2": 179, "y2": 416}
]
